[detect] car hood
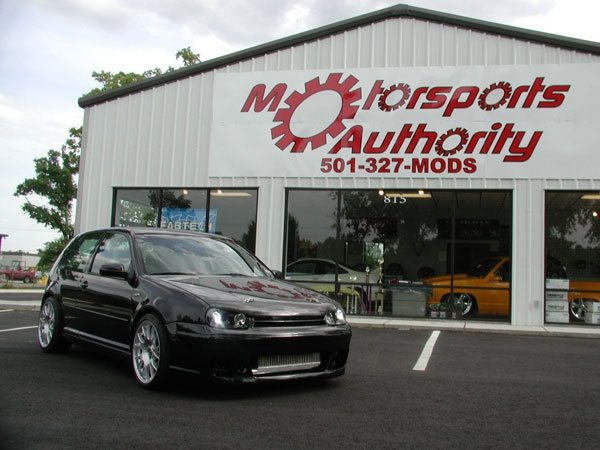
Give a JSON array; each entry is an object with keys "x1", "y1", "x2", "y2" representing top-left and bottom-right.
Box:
[{"x1": 160, "y1": 275, "x2": 337, "y2": 315}]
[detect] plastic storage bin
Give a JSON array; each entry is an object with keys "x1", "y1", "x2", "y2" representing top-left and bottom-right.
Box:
[{"x1": 384, "y1": 283, "x2": 431, "y2": 317}]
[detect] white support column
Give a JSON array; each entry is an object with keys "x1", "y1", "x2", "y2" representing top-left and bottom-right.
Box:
[
  {"x1": 254, "y1": 178, "x2": 286, "y2": 272},
  {"x1": 511, "y1": 179, "x2": 545, "y2": 326}
]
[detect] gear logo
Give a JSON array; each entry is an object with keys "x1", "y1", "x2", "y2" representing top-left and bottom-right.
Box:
[
  {"x1": 271, "y1": 73, "x2": 361, "y2": 153},
  {"x1": 435, "y1": 127, "x2": 469, "y2": 156},
  {"x1": 378, "y1": 83, "x2": 411, "y2": 111},
  {"x1": 478, "y1": 81, "x2": 512, "y2": 111}
]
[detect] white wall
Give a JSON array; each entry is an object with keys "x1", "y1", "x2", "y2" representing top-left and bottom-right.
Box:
[{"x1": 78, "y1": 15, "x2": 600, "y2": 327}]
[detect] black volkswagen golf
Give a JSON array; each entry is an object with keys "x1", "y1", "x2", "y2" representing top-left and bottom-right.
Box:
[{"x1": 38, "y1": 228, "x2": 351, "y2": 389}]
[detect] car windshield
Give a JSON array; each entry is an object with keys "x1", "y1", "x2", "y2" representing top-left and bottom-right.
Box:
[
  {"x1": 137, "y1": 234, "x2": 269, "y2": 277},
  {"x1": 467, "y1": 258, "x2": 502, "y2": 278}
]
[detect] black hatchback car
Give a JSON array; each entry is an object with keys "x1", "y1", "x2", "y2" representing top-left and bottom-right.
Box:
[{"x1": 38, "y1": 228, "x2": 351, "y2": 389}]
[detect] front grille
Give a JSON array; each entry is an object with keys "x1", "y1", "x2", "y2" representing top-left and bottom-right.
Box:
[
  {"x1": 253, "y1": 353, "x2": 321, "y2": 375},
  {"x1": 252, "y1": 315, "x2": 326, "y2": 328}
]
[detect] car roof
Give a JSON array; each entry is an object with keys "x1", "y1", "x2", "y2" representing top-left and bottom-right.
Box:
[
  {"x1": 290, "y1": 258, "x2": 343, "y2": 263},
  {"x1": 77, "y1": 227, "x2": 232, "y2": 242}
]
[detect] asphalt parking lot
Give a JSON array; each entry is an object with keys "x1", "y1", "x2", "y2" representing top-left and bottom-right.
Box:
[{"x1": 2, "y1": 308, "x2": 600, "y2": 449}]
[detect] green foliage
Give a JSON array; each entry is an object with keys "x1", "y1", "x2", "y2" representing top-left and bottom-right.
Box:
[
  {"x1": 175, "y1": 47, "x2": 201, "y2": 67},
  {"x1": 37, "y1": 237, "x2": 71, "y2": 271},
  {"x1": 83, "y1": 47, "x2": 201, "y2": 97},
  {"x1": 86, "y1": 71, "x2": 148, "y2": 96},
  {"x1": 14, "y1": 127, "x2": 81, "y2": 241}
]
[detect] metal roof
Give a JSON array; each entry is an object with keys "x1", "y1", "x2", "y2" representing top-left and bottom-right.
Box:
[{"x1": 78, "y1": 3, "x2": 600, "y2": 108}]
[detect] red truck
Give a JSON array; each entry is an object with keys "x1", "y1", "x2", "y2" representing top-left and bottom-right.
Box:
[{"x1": 0, "y1": 262, "x2": 37, "y2": 283}]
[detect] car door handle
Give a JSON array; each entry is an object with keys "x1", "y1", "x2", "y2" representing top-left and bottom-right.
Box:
[{"x1": 79, "y1": 280, "x2": 89, "y2": 289}]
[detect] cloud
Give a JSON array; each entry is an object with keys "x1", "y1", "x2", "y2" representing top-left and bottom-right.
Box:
[{"x1": 0, "y1": 95, "x2": 25, "y2": 122}]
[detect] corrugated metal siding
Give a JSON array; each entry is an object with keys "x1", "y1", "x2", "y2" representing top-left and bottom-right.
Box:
[
  {"x1": 79, "y1": 16, "x2": 600, "y2": 327},
  {"x1": 80, "y1": 17, "x2": 600, "y2": 231},
  {"x1": 224, "y1": 18, "x2": 599, "y2": 73}
]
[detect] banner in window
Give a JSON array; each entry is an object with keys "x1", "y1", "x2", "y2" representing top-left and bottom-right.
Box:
[{"x1": 161, "y1": 208, "x2": 217, "y2": 233}]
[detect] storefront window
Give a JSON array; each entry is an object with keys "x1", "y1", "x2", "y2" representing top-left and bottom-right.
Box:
[
  {"x1": 286, "y1": 190, "x2": 340, "y2": 263},
  {"x1": 160, "y1": 189, "x2": 209, "y2": 232},
  {"x1": 113, "y1": 188, "x2": 258, "y2": 252},
  {"x1": 545, "y1": 192, "x2": 600, "y2": 325},
  {"x1": 114, "y1": 189, "x2": 160, "y2": 227},
  {"x1": 285, "y1": 189, "x2": 512, "y2": 320},
  {"x1": 209, "y1": 189, "x2": 258, "y2": 250}
]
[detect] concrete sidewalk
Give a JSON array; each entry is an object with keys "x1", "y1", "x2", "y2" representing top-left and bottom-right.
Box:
[
  {"x1": 2, "y1": 289, "x2": 600, "y2": 339},
  {"x1": 349, "y1": 315, "x2": 600, "y2": 338}
]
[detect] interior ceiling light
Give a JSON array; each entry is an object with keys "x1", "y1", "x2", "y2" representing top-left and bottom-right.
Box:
[
  {"x1": 210, "y1": 190, "x2": 252, "y2": 197},
  {"x1": 386, "y1": 192, "x2": 432, "y2": 198},
  {"x1": 581, "y1": 194, "x2": 600, "y2": 200}
]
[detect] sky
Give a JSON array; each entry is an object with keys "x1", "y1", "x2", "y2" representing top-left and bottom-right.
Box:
[{"x1": 1, "y1": 0, "x2": 599, "y2": 253}]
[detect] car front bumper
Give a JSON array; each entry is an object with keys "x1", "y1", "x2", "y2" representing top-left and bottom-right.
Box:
[{"x1": 166, "y1": 322, "x2": 352, "y2": 382}]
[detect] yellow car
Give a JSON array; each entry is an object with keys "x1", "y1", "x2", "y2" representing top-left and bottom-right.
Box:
[
  {"x1": 427, "y1": 256, "x2": 600, "y2": 320},
  {"x1": 425, "y1": 257, "x2": 510, "y2": 317}
]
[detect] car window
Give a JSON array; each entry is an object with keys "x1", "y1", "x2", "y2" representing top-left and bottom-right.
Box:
[
  {"x1": 137, "y1": 234, "x2": 267, "y2": 277},
  {"x1": 288, "y1": 261, "x2": 317, "y2": 274},
  {"x1": 495, "y1": 261, "x2": 511, "y2": 282},
  {"x1": 60, "y1": 234, "x2": 103, "y2": 273},
  {"x1": 322, "y1": 262, "x2": 348, "y2": 275},
  {"x1": 320, "y1": 262, "x2": 334, "y2": 274},
  {"x1": 468, "y1": 258, "x2": 502, "y2": 278},
  {"x1": 90, "y1": 233, "x2": 132, "y2": 274}
]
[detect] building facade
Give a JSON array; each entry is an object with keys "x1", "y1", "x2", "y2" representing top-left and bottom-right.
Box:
[{"x1": 78, "y1": 5, "x2": 600, "y2": 328}]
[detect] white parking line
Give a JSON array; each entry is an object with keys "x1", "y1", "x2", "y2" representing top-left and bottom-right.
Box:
[
  {"x1": 0, "y1": 309, "x2": 15, "y2": 313},
  {"x1": 0, "y1": 325, "x2": 37, "y2": 333},
  {"x1": 413, "y1": 330, "x2": 440, "y2": 371}
]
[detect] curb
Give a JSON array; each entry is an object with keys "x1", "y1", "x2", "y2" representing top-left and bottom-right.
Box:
[
  {"x1": 348, "y1": 316, "x2": 600, "y2": 339},
  {"x1": 0, "y1": 289, "x2": 45, "y2": 294}
]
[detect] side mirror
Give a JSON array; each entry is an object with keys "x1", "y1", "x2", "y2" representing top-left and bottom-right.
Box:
[
  {"x1": 99, "y1": 263, "x2": 128, "y2": 279},
  {"x1": 271, "y1": 270, "x2": 284, "y2": 280}
]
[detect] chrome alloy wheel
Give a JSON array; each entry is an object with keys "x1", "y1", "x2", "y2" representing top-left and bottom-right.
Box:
[
  {"x1": 38, "y1": 300, "x2": 56, "y2": 348},
  {"x1": 570, "y1": 299, "x2": 586, "y2": 321},
  {"x1": 132, "y1": 320, "x2": 161, "y2": 384},
  {"x1": 449, "y1": 293, "x2": 474, "y2": 316}
]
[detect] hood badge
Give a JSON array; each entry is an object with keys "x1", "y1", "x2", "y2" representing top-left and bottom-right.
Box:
[{"x1": 244, "y1": 298, "x2": 255, "y2": 303}]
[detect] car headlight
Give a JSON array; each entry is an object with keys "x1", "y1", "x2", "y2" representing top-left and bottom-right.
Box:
[
  {"x1": 325, "y1": 307, "x2": 347, "y2": 326},
  {"x1": 206, "y1": 308, "x2": 253, "y2": 329}
]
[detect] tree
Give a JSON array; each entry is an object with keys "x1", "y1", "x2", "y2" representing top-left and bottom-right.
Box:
[
  {"x1": 84, "y1": 46, "x2": 200, "y2": 96},
  {"x1": 16, "y1": 48, "x2": 201, "y2": 269},
  {"x1": 14, "y1": 127, "x2": 81, "y2": 269},
  {"x1": 175, "y1": 46, "x2": 201, "y2": 67}
]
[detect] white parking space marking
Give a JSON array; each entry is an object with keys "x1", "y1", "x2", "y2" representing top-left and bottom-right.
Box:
[
  {"x1": 413, "y1": 330, "x2": 440, "y2": 371},
  {"x1": 0, "y1": 309, "x2": 15, "y2": 313},
  {"x1": 0, "y1": 325, "x2": 37, "y2": 333}
]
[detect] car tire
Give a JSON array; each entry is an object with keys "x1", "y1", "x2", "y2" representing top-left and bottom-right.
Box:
[
  {"x1": 38, "y1": 297, "x2": 71, "y2": 353},
  {"x1": 23, "y1": 276, "x2": 31, "y2": 284},
  {"x1": 446, "y1": 293, "x2": 477, "y2": 317},
  {"x1": 569, "y1": 298, "x2": 586, "y2": 322},
  {"x1": 131, "y1": 314, "x2": 171, "y2": 390}
]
